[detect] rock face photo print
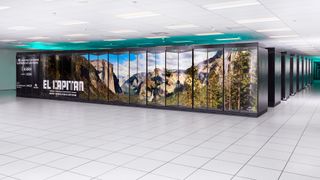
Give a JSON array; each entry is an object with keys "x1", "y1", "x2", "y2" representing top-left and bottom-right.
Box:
[
  {"x1": 88, "y1": 53, "x2": 112, "y2": 102},
  {"x1": 193, "y1": 48, "x2": 224, "y2": 110},
  {"x1": 147, "y1": 51, "x2": 166, "y2": 106},
  {"x1": 127, "y1": 51, "x2": 147, "y2": 105},
  {"x1": 108, "y1": 52, "x2": 130, "y2": 103},
  {"x1": 165, "y1": 49, "x2": 193, "y2": 108}
]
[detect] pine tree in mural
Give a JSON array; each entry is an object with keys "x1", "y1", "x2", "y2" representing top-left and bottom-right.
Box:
[
  {"x1": 224, "y1": 49, "x2": 257, "y2": 112},
  {"x1": 207, "y1": 58, "x2": 223, "y2": 109},
  {"x1": 239, "y1": 51, "x2": 252, "y2": 110},
  {"x1": 231, "y1": 53, "x2": 241, "y2": 111},
  {"x1": 224, "y1": 54, "x2": 233, "y2": 111},
  {"x1": 193, "y1": 66, "x2": 207, "y2": 108},
  {"x1": 180, "y1": 67, "x2": 193, "y2": 107},
  {"x1": 208, "y1": 74, "x2": 222, "y2": 109}
]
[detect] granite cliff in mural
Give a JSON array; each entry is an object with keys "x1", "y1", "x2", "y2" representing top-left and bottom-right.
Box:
[
  {"x1": 193, "y1": 50, "x2": 224, "y2": 110},
  {"x1": 146, "y1": 68, "x2": 165, "y2": 104}
]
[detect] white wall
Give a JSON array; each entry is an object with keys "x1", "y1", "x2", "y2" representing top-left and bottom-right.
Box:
[{"x1": 0, "y1": 49, "x2": 17, "y2": 90}]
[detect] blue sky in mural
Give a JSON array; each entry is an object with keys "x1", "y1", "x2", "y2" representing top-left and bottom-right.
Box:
[
  {"x1": 148, "y1": 52, "x2": 165, "y2": 69},
  {"x1": 84, "y1": 52, "x2": 146, "y2": 62},
  {"x1": 118, "y1": 53, "x2": 129, "y2": 64},
  {"x1": 109, "y1": 54, "x2": 117, "y2": 64},
  {"x1": 100, "y1": 54, "x2": 108, "y2": 61},
  {"x1": 82, "y1": 54, "x2": 89, "y2": 59},
  {"x1": 130, "y1": 53, "x2": 136, "y2": 62},
  {"x1": 89, "y1": 54, "x2": 98, "y2": 61},
  {"x1": 86, "y1": 53, "x2": 109, "y2": 61},
  {"x1": 108, "y1": 53, "x2": 129, "y2": 64}
]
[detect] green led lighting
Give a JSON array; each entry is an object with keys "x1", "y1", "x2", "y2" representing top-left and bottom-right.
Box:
[
  {"x1": 16, "y1": 33, "x2": 264, "y2": 51},
  {"x1": 310, "y1": 56, "x2": 320, "y2": 62}
]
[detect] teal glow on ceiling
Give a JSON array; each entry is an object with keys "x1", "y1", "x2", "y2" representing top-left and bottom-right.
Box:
[{"x1": 16, "y1": 33, "x2": 264, "y2": 51}]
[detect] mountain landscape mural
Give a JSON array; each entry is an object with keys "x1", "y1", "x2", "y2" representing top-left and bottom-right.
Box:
[
  {"x1": 38, "y1": 46, "x2": 258, "y2": 113},
  {"x1": 85, "y1": 50, "x2": 227, "y2": 109}
]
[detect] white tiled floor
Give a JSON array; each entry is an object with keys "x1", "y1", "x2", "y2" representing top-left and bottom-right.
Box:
[{"x1": 0, "y1": 83, "x2": 319, "y2": 180}]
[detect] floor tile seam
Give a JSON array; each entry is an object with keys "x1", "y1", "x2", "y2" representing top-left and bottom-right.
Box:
[
  {"x1": 137, "y1": 116, "x2": 258, "y2": 180},
  {"x1": 181, "y1": 104, "x2": 286, "y2": 180},
  {"x1": 285, "y1": 159, "x2": 320, "y2": 167},
  {"x1": 2, "y1": 129, "x2": 154, "y2": 158},
  {"x1": 0, "y1": 117, "x2": 168, "y2": 141},
  {"x1": 290, "y1": 152, "x2": 320, "y2": 160},
  {"x1": 278, "y1": 100, "x2": 320, "y2": 179},
  {"x1": 281, "y1": 170, "x2": 320, "y2": 179},
  {"x1": 91, "y1": 118, "x2": 224, "y2": 160},
  {"x1": 0, "y1": 163, "x2": 44, "y2": 178},
  {"x1": 41, "y1": 166, "x2": 95, "y2": 180},
  {"x1": 84, "y1": 115, "x2": 231, "y2": 179},
  {"x1": 1, "y1": 147, "x2": 117, "y2": 172},
  {"x1": 231, "y1": 98, "x2": 310, "y2": 180},
  {"x1": 132, "y1": 116, "x2": 248, "y2": 179},
  {"x1": 201, "y1": 162, "x2": 286, "y2": 177},
  {"x1": 45, "y1": 162, "x2": 114, "y2": 180}
]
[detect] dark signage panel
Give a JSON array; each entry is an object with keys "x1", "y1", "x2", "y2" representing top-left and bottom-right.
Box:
[
  {"x1": 38, "y1": 54, "x2": 86, "y2": 99},
  {"x1": 16, "y1": 54, "x2": 40, "y2": 97}
]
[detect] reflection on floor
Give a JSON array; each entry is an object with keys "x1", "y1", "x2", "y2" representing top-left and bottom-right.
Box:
[{"x1": 0, "y1": 83, "x2": 319, "y2": 180}]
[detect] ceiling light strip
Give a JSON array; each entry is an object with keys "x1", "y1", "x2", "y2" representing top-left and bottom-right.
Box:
[
  {"x1": 216, "y1": 37, "x2": 241, "y2": 41},
  {"x1": 204, "y1": 0, "x2": 260, "y2": 10},
  {"x1": 236, "y1": 17, "x2": 280, "y2": 24},
  {"x1": 117, "y1": 11, "x2": 160, "y2": 19}
]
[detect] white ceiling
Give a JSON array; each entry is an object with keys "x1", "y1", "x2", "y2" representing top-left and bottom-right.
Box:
[{"x1": 0, "y1": 0, "x2": 320, "y2": 55}]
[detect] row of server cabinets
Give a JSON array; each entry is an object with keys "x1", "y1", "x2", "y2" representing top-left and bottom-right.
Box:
[
  {"x1": 16, "y1": 43, "x2": 269, "y2": 117},
  {"x1": 268, "y1": 48, "x2": 312, "y2": 107}
]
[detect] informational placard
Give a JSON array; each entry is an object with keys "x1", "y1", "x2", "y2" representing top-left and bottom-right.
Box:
[
  {"x1": 16, "y1": 54, "x2": 86, "y2": 98},
  {"x1": 16, "y1": 54, "x2": 40, "y2": 97},
  {"x1": 42, "y1": 79, "x2": 84, "y2": 97}
]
